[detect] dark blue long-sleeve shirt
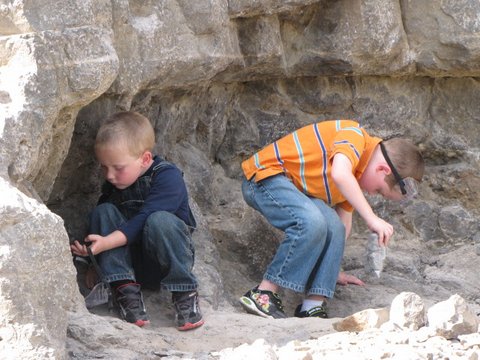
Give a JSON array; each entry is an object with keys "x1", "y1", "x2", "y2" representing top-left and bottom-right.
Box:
[{"x1": 98, "y1": 156, "x2": 195, "y2": 244}]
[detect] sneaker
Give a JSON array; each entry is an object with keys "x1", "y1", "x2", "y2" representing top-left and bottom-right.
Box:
[
  {"x1": 172, "y1": 291, "x2": 204, "y2": 331},
  {"x1": 294, "y1": 303, "x2": 328, "y2": 318},
  {"x1": 114, "y1": 283, "x2": 149, "y2": 327},
  {"x1": 239, "y1": 287, "x2": 287, "y2": 319},
  {"x1": 84, "y1": 282, "x2": 110, "y2": 309}
]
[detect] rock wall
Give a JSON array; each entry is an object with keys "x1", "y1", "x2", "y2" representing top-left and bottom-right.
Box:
[{"x1": 0, "y1": 0, "x2": 479, "y2": 358}]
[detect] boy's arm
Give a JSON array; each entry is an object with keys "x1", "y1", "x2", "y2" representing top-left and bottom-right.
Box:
[
  {"x1": 331, "y1": 153, "x2": 393, "y2": 245},
  {"x1": 334, "y1": 206, "x2": 365, "y2": 286},
  {"x1": 118, "y1": 165, "x2": 189, "y2": 244},
  {"x1": 335, "y1": 206, "x2": 352, "y2": 238}
]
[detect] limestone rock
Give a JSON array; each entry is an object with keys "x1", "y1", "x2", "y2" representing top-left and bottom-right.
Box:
[
  {"x1": 0, "y1": 177, "x2": 79, "y2": 359},
  {"x1": 0, "y1": 23, "x2": 118, "y2": 199},
  {"x1": 427, "y1": 294, "x2": 480, "y2": 339},
  {"x1": 216, "y1": 339, "x2": 277, "y2": 360},
  {"x1": 403, "y1": 0, "x2": 480, "y2": 76},
  {"x1": 332, "y1": 307, "x2": 389, "y2": 332},
  {"x1": 389, "y1": 292, "x2": 426, "y2": 331},
  {"x1": 458, "y1": 332, "x2": 480, "y2": 350},
  {"x1": 0, "y1": 0, "x2": 480, "y2": 358}
]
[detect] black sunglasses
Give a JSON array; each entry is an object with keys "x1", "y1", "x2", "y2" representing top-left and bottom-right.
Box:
[{"x1": 379, "y1": 142, "x2": 406, "y2": 195}]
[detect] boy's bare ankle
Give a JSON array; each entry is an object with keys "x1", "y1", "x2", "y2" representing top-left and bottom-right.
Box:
[
  {"x1": 258, "y1": 280, "x2": 279, "y2": 293},
  {"x1": 305, "y1": 295, "x2": 326, "y2": 302}
]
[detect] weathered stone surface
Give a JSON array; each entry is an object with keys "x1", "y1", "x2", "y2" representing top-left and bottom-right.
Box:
[
  {"x1": 332, "y1": 307, "x2": 389, "y2": 332},
  {"x1": 216, "y1": 339, "x2": 277, "y2": 360},
  {"x1": 403, "y1": 0, "x2": 480, "y2": 76},
  {"x1": 427, "y1": 294, "x2": 479, "y2": 339},
  {"x1": 228, "y1": 0, "x2": 322, "y2": 18},
  {"x1": 0, "y1": 0, "x2": 480, "y2": 358},
  {"x1": 459, "y1": 332, "x2": 480, "y2": 350},
  {"x1": 0, "y1": 27, "x2": 118, "y2": 198},
  {"x1": 0, "y1": 177, "x2": 79, "y2": 358},
  {"x1": 389, "y1": 292, "x2": 426, "y2": 330},
  {"x1": 215, "y1": 294, "x2": 480, "y2": 360},
  {"x1": 108, "y1": 0, "x2": 240, "y2": 107}
]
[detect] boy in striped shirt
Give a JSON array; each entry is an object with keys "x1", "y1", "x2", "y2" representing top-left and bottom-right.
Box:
[{"x1": 239, "y1": 120, "x2": 424, "y2": 318}]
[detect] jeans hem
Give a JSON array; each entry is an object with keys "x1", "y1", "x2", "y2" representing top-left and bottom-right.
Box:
[
  {"x1": 306, "y1": 288, "x2": 334, "y2": 298},
  {"x1": 264, "y1": 274, "x2": 305, "y2": 293},
  {"x1": 103, "y1": 273, "x2": 135, "y2": 283},
  {"x1": 161, "y1": 284, "x2": 198, "y2": 292}
]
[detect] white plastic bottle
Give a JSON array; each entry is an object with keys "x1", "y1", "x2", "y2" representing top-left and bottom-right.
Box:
[{"x1": 365, "y1": 233, "x2": 386, "y2": 277}]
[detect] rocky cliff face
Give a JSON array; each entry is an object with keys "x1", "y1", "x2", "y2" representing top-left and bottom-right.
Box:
[{"x1": 0, "y1": 1, "x2": 479, "y2": 359}]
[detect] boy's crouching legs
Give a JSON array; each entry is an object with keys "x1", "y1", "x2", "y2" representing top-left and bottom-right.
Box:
[
  {"x1": 143, "y1": 211, "x2": 204, "y2": 330},
  {"x1": 89, "y1": 204, "x2": 149, "y2": 327}
]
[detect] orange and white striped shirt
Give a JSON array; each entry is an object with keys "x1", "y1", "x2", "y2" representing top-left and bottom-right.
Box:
[{"x1": 242, "y1": 120, "x2": 382, "y2": 212}]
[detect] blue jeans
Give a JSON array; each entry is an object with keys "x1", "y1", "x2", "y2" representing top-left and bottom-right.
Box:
[
  {"x1": 90, "y1": 203, "x2": 197, "y2": 292},
  {"x1": 242, "y1": 174, "x2": 345, "y2": 298}
]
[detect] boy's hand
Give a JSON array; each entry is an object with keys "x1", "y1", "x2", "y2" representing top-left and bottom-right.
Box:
[
  {"x1": 70, "y1": 239, "x2": 90, "y2": 257},
  {"x1": 70, "y1": 231, "x2": 128, "y2": 256},
  {"x1": 337, "y1": 272, "x2": 365, "y2": 286},
  {"x1": 366, "y1": 216, "x2": 393, "y2": 246},
  {"x1": 70, "y1": 235, "x2": 106, "y2": 256}
]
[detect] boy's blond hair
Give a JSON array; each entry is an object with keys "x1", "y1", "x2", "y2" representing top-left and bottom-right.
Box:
[
  {"x1": 95, "y1": 111, "x2": 155, "y2": 157},
  {"x1": 382, "y1": 138, "x2": 424, "y2": 188}
]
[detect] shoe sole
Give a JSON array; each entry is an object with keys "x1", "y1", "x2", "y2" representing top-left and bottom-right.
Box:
[
  {"x1": 177, "y1": 319, "x2": 205, "y2": 331},
  {"x1": 134, "y1": 319, "x2": 150, "y2": 327},
  {"x1": 239, "y1": 296, "x2": 272, "y2": 318}
]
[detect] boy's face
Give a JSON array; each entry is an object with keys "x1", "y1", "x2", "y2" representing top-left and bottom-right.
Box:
[
  {"x1": 358, "y1": 162, "x2": 404, "y2": 201},
  {"x1": 96, "y1": 144, "x2": 150, "y2": 189}
]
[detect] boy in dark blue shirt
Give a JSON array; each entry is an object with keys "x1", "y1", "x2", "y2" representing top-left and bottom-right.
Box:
[{"x1": 71, "y1": 111, "x2": 203, "y2": 330}]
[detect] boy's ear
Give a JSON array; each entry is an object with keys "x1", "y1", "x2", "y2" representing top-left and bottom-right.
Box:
[
  {"x1": 141, "y1": 151, "x2": 153, "y2": 166},
  {"x1": 377, "y1": 163, "x2": 391, "y2": 175}
]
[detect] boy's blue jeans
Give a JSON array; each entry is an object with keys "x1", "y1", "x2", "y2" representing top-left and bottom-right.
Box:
[
  {"x1": 90, "y1": 203, "x2": 197, "y2": 292},
  {"x1": 242, "y1": 174, "x2": 345, "y2": 298}
]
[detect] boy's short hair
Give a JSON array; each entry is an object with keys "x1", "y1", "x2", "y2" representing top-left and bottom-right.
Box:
[
  {"x1": 95, "y1": 111, "x2": 155, "y2": 157},
  {"x1": 382, "y1": 138, "x2": 424, "y2": 188}
]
